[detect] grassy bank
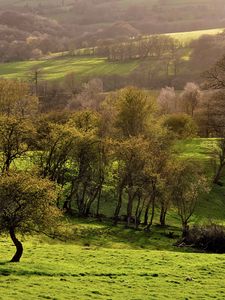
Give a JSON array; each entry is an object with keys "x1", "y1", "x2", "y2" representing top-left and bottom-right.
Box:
[{"x1": 0, "y1": 237, "x2": 225, "y2": 300}]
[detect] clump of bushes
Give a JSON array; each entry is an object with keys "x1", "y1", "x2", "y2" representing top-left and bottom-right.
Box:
[
  {"x1": 162, "y1": 113, "x2": 197, "y2": 139},
  {"x1": 181, "y1": 224, "x2": 225, "y2": 253}
]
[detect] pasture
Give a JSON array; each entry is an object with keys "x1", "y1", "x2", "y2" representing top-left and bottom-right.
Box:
[
  {"x1": 0, "y1": 235, "x2": 225, "y2": 300},
  {"x1": 0, "y1": 28, "x2": 223, "y2": 82},
  {"x1": 166, "y1": 28, "x2": 224, "y2": 44},
  {"x1": 0, "y1": 57, "x2": 139, "y2": 81}
]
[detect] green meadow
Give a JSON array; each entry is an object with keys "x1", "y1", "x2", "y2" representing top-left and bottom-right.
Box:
[
  {"x1": 166, "y1": 28, "x2": 224, "y2": 44},
  {"x1": 0, "y1": 57, "x2": 139, "y2": 81},
  {"x1": 0, "y1": 28, "x2": 223, "y2": 82},
  {"x1": 1, "y1": 238, "x2": 225, "y2": 300},
  {"x1": 174, "y1": 138, "x2": 216, "y2": 162}
]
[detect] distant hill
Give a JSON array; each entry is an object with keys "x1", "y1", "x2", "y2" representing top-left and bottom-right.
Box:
[
  {"x1": 0, "y1": 11, "x2": 63, "y2": 35},
  {"x1": 82, "y1": 21, "x2": 140, "y2": 43},
  {"x1": 0, "y1": 0, "x2": 225, "y2": 38},
  {"x1": 0, "y1": 0, "x2": 225, "y2": 62},
  {"x1": 0, "y1": 27, "x2": 223, "y2": 84}
]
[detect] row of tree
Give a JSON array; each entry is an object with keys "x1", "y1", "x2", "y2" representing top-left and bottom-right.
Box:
[
  {"x1": 92, "y1": 35, "x2": 183, "y2": 63},
  {"x1": 3, "y1": 68, "x2": 225, "y2": 261},
  {"x1": 0, "y1": 80, "x2": 209, "y2": 246}
]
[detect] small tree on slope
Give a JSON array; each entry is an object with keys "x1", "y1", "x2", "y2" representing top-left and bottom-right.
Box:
[
  {"x1": 0, "y1": 171, "x2": 61, "y2": 262},
  {"x1": 171, "y1": 162, "x2": 209, "y2": 237}
]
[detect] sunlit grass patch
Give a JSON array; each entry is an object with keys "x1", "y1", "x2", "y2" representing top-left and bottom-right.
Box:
[
  {"x1": 0, "y1": 57, "x2": 139, "y2": 81},
  {"x1": 0, "y1": 238, "x2": 225, "y2": 299}
]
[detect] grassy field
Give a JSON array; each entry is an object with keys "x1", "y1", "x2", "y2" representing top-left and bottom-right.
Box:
[
  {"x1": 1, "y1": 139, "x2": 225, "y2": 299},
  {"x1": 174, "y1": 138, "x2": 216, "y2": 162},
  {"x1": 0, "y1": 27, "x2": 223, "y2": 81},
  {"x1": 166, "y1": 28, "x2": 224, "y2": 44},
  {"x1": 0, "y1": 237, "x2": 225, "y2": 300},
  {"x1": 0, "y1": 57, "x2": 139, "y2": 81}
]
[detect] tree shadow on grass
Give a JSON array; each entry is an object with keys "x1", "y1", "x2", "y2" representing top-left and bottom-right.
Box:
[{"x1": 67, "y1": 218, "x2": 198, "y2": 253}]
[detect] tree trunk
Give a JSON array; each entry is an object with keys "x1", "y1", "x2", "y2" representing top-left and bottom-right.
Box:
[
  {"x1": 96, "y1": 189, "x2": 102, "y2": 217},
  {"x1": 146, "y1": 197, "x2": 155, "y2": 231},
  {"x1": 135, "y1": 194, "x2": 141, "y2": 229},
  {"x1": 143, "y1": 199, "x2": 151, "y2": 226},
  {"x1": 182, "y1": 221, "x2": 189, "y2": 238},
  {"x1": 159, "y1": 205, "x2": 167, "y2": 227},
  {"x1": 127, "y1": 191, "x2": 134, "y2": 227},
  {"x1": 9, "y1": 228, "x2": 23, "y2": 263},
  {"x1": 114, "y1": 186, "x2": 123, "y2": 225},
  {"x1": 77, "y1": 184, "x2": 87, "y2": 217},
  {"x1": 213, "y1": 163, "x2": 224, "y2": 185},
  {"x1": 144, "y1": 186, "x2": 156, "y2": 226},
  {"x1": 3, "y1": 157, "x2": 11, "y2": 173},
  {"x1": 85, "y1": 185, "x2": 102, "y2": 217}
]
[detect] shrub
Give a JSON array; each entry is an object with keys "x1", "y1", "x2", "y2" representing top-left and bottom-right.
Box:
[
  {"x1": 163, "y1": 113, "x2": 198, "y2": 139},
  {"x1": 181, "y1": 224, "x2": 225, "y2": 253}
]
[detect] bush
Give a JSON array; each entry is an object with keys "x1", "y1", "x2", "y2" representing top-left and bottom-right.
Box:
[
  {"x1": 163, "y1": 113, "x2": 198, "y2": 139},
  {"x1": 182, "y1": 224, "x2": 225, "y2": 253}
]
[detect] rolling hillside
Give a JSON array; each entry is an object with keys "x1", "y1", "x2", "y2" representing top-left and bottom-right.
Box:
[
  {"x1": 0, "y1": 0, "x2": 224, "y2": 40},
  {"x1": 0, "y1": 57, "x2": 139, "y2": 81},
  {"x1": 166, "y1": 28, "x2": 224, "y2": 43},
  {"x1": 0, "y1": 0, "x2": 224, "y2": 64},
  {"x1": 0, "y1": 28, "x2": 223, "y2": 81}
]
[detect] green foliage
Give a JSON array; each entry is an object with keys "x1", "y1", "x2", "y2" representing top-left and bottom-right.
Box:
[
  {"x1": 170, "y1": 161, "x2": 209, "y2": 233},
  {"x1": 35, "y1": 120, "x2": 78, "y2": 182},
  {"x1": 0, "y1": 171, "x2": 62, "y2": 262},
  {"x1": 163, "y1": 113, "x2": 198, "y2": 139},
  {"x1": 114, "y1": 87, "x2": 156, "y2": 137},
  {"x1": 0, "y1": 79, "x2": 38, "y2": 172},
  {"x1": 0, "y1": 116, "x2": 34, "y2": 172},
  {"x1": 0, "y1": 171, "x2": 60, "y2": 235},
  {"x1": 70, "y1": 110, "x2": 100, "y2": 134},
  {"x1": 0, "y1": 79, "x2": 38, "y2": 117},
  {"x1": 174, "y1": 138, "x2": 225, "y2": 223}
]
